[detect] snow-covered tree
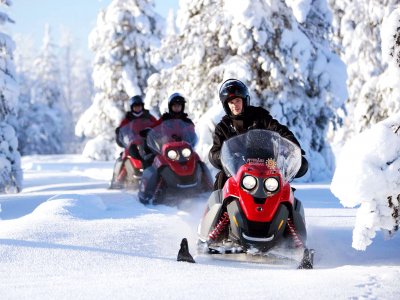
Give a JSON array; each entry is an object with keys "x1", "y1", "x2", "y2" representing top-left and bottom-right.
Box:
[
  {"x1": 59, "y1": 30, "x2": 93, "y2": 153},
  {"x1": 0, "y1": 0, "x2": 22, "y2": 193},
  {"x1": 331, "y1": 8, "x2": 400, "y2": 250},
  {"x1": 76, "y1": 0, "x2": 163, "y2": 160},
  {"x1": 328, "y1": 0, "x2": 399, "y2": 142},
  {"x1": 146, "y1": 0, "x2": 347, "y2": 180},
  {"x1": 16, "y1": 24, "x2": 64, "y2": 155}
]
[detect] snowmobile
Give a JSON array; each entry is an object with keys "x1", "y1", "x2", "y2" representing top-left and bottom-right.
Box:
[
  {"x1": 138, "y1": 119, "x2": 213, "y2": 205},
  {"x1": 110, "y1": 118, "x2": 155, "y2": 189},
  {"x1": 178, "y1": 129, "x2": 314, "y2": 269}
]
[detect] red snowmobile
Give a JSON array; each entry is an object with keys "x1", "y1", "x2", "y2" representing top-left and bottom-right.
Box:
[
  {"x1": 110, "y1": 118, "x2": 156, "y2": 189},
  {"x1": 178, "y1": 129, "x2": 314, "y2": 268},
  {"x1": 138, "y1": 119, "x2": 213, "y2": 205}
]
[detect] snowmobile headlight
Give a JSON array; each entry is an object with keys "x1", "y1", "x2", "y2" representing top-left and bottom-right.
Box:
[
  {"x1": 181, "y1": 148, "x2": 192, "y2": 158},
  {"x1": 242, "y1": 175, "x2": 257, "y2": 190},
  {"x1": 264, "y1": 177, "x2": 279, "y2": 192},
  {"x1": 167, "y1": 149, "x2": 179, "y2": 160}
]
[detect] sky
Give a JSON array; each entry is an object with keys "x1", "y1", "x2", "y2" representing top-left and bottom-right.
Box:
[
  {"x1": 0, "y1": 154, "x2": 399, "y2": 299},
  {"x1": 9, "y1": 0, "x2": 179, "y2": 58}
]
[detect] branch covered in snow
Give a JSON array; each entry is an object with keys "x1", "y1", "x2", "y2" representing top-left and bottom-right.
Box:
[{"x1": 331, "y1": 113, "x2": 400, "y2": 250}]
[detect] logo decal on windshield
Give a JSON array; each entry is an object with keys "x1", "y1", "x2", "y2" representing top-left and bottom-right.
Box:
[
  {"x1": 246, "y1": 158, "x2": 277, "y2": 169},
  {"x1": 266, "y1": 158, "x2": 277, "y2": 169}
]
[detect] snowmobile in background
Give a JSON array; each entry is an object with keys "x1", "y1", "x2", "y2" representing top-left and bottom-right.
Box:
[
  {"x1": 178, "y1": 129, "x2": 314, "y2": 269},
  {"x1": 138, "y1": 119, "x2": 213, "y2": 205},
  {"x1": 110, "y1": 118, "x2": 155, "y2": 189}
]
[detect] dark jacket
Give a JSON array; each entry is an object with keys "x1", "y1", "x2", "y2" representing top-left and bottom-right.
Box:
[
  {"x1": 159, "y1": 112, "x2": 194, "y2": 125},
  {"x1": 209, "y1": 106, "x2": 304, "y2": 171},
  {"x1": 119, "y1": 110, "x2": 157, "y2": 127}
]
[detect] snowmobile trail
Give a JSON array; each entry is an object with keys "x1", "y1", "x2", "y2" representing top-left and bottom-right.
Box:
[{"x1": 1, "y1": 155, "x2": 400, "y2": 299}]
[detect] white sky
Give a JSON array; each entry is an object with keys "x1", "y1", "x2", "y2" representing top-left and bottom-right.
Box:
[{"x1": 9, "y1": 0, "x2": 179, "y2": 58}]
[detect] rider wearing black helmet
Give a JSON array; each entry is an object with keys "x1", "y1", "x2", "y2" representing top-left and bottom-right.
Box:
[
  {"x1": 110, "y1": 95, "x2": 158, "y2": 189},
  {"x1": 135, "y1": 92, "x2": 195, "y2": 170},
  {"x1": 209, "y1": 79, "x2": 308, "y2": 190},
  {"x1": 159, "y1": 92, "x2": 194, "y2": 124},
  {"x1": 115, "y1": 95, "x2": 157, "y2": 146}
]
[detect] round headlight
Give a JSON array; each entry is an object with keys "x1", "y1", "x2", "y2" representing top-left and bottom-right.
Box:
[
  {"x1": 181, "y1": 148, "x2": 191, "y2": 158},
  {"x1": 167, "y1": 149, "x2": 178, "y2": 160},
  {"x1": 264, "y1": 177, "x2": 279, "y2": 192},
  {"x1": 242, "y1": 175, "x2": 257, "y2": 190}
]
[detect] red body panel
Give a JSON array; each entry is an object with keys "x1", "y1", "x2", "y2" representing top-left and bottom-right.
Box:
[
  {"x1": 223, "y1": 164, "x2": 294, "y2": 222},
  {"x1": 153, "y1": 141, "x2": 197, "y2": 176},
  {"x1": 122, "y1": 143, "x2": 143, "y2": 170}
]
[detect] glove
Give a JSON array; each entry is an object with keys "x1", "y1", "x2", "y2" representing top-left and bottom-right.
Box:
[{"x1": 139, "y1": 128, "x2": 151, "y2": 138}]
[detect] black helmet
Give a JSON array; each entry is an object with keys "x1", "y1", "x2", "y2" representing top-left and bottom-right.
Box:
[
  {"x1": 219, "y1": 79, "x2": 250, "y2": 115},
  {"x1": 129, "y1": 95, "x2": 144, "y2": 108},
  {"x1": 168, "y1": 92, "x2": 186, "y2": 113}
]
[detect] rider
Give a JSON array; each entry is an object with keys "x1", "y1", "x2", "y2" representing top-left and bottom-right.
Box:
[
  {"x1": 139, "y1": 92, "x2": 195, "y2": 167},
  {"x1": 159, "y1": 92, "x2": 194, "y2": 125},
  {"x1": 110, "y1": 95, "x2": 158, "y2": 189},
  {"x1": 209, "y1": 79, "x2": 308, "y2": 190}
]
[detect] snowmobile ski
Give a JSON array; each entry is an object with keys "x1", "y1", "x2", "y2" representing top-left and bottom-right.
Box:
[
  {"x1": 297, "y1": 248, "x2": 315, "y2": 269},
  {"x1": 177, "y1": 238, "x2": 195, "y2": 263}
]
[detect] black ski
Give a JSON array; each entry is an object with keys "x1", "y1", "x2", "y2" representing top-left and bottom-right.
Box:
[
  {"x1": 297, "y1": 248, "x2": 315, "y2": 269},
  {"x1": 177, "y1": 238, "x2": 195, "y2": 263}
]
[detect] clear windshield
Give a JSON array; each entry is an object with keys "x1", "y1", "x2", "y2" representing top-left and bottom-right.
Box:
[
  {"x1": 147, "y1": 119, "x2": 198, "y2": 154},
  {"x1": 220, "y1": 129, "x2": 301, "y2": 183},
  {"x1": 118, "y1": 118, "x2": 156, "y2": 148}
]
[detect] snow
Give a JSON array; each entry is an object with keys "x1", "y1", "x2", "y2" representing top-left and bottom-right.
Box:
[
  {"x1": 330, "y1": 6, "x2": 400, "y2": 251},
  {"x1": 0, "y1": 155, "x2": 399, "y2": 299},
  {"x1": 381, "y1": 7, "x2": 400, "y2": 84},
  {"x1": 2, "y1": 1, "x2": 400, "y2": 297},
  {"x1": 146, "y1": 0, "x2": 348, "y2": 181},
  {"x1": 285, "y1": 0, "x2": 312, "y2": 23},
  {"x1": 331, "y1": 113, "x2": 400, "y2": 250}
]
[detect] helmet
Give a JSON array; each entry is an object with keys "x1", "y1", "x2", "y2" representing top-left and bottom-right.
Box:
[
  {"x1": 219, "y1": 79, "x2": 250, "y2": 115},
  {"x1": 129, "y1": 95, "x2": 144, "y2": 108},
  {"x1": 168, "y1": 92, "x2": 186, "y2": 113}
]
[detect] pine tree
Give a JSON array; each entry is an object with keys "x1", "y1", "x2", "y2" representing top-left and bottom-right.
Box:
[
  {"x1": 0, "y1": 0, "x2": 22, "y2": 193},
  {"x1": 330, "y1": 8, "x2": 400, "y2": 250},
  {"x1": 59, "y1": 30, "x2": 94, "y2": 153},
  {"x1": 381, "y1": 7, "x2": 400, "y2": 240},
  {"x1": 328, "y1": 0, "x2": 399, "y2": 138},
  {"x1": 146, "y1": 0, "x2": 347, "y2": 180},
  {"x1": 75, "y1": 0, "x2": 163, "y2": 160},
  {"x1": 16, "y1": 24, "x2": 64, "y2": 155}
]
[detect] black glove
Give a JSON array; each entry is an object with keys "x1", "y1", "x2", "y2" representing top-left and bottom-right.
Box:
[{"x1": 139, "y1": 128, "x2": 151, "y2": 138}]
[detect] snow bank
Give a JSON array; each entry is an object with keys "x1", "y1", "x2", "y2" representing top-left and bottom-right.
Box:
[
  {"x1": 31, "y1": 194, "x2": 108, "y2": 220},
  {"x1": 331, "y1": 113, "x2": 400, "y2": 250}
]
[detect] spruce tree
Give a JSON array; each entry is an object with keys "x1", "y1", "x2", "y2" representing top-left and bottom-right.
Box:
[
  {"x1": 329, "y1": 0, "x2": 399, "y2": 138},
  {"x1": 76, "y1": 0, "x2": 163, "y2": 160},
  {"x1": 16, "y1": 25, "x2": 64, "y2": 155},
  {"x1": 146, "y1": 0, "x2": 347, "y2": 180},
  {"x1": 0, "y1": 0, "x2": 22, "y2": 192}
]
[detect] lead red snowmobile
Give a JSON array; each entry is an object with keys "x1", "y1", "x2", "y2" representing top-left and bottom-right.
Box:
[
  {"x1": 110, "y1": 118, "x2": 156, "y2": 189},
  {"x1": 178, "y1": 129, "x2": 314, "y2": 268},
  {"x1": 138, "y1": 119, "x2": 213, "y2": 205}
]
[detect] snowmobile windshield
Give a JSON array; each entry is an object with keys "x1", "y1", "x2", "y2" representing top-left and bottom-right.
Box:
[
  {"x1": 118, "y1": 118, "x2": 156, "y2": 148},
  {"x1": 146, "y1": 119, "x2": 198, "y2": 154},
  {"x1": 220, "y1": 129, "x2": 302, "y2": 183}
]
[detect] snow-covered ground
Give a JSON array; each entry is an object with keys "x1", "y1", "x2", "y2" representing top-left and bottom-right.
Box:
[{"x1": 0, "y1": 155, "x2": 399, "y2": 299}]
